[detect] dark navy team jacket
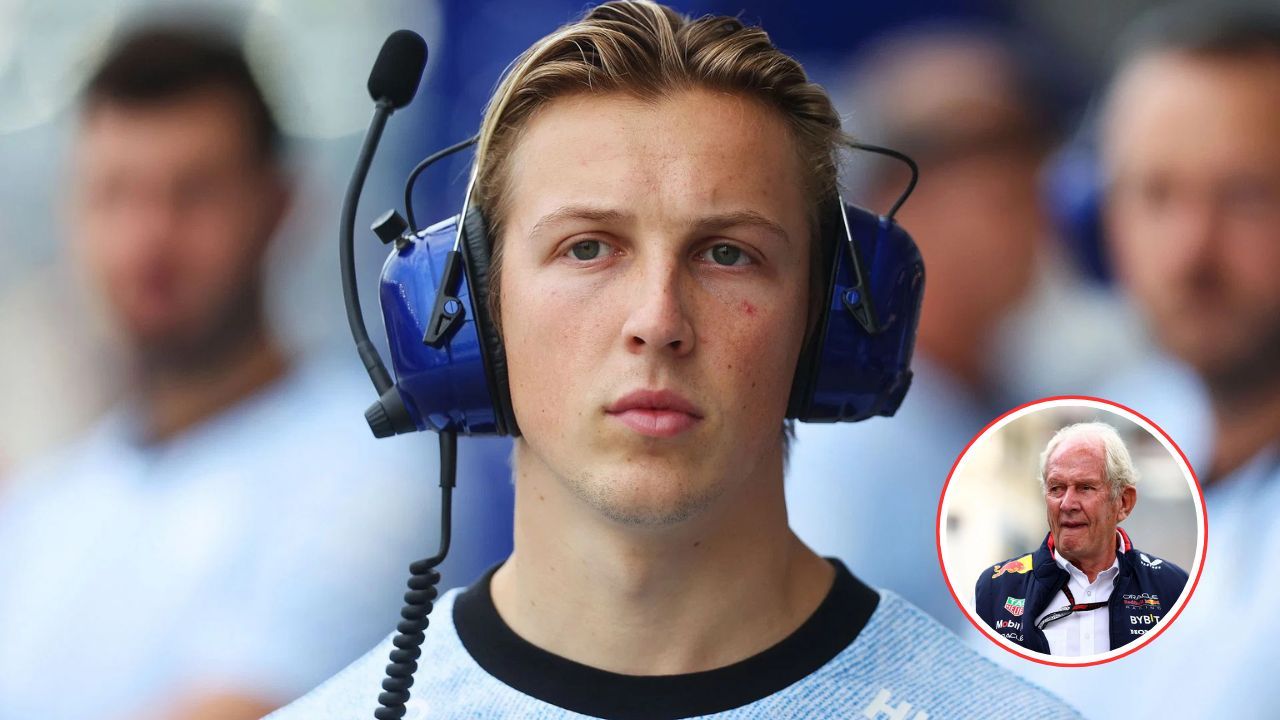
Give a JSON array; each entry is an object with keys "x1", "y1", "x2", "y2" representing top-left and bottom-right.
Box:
[{"x1": 974, "y1": 529, "x2": 1189, "y2": 654}]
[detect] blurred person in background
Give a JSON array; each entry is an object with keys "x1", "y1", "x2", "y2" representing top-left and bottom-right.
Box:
[
  {"x1": 981, "y1": 4, "x2": 1280, "y2": 716},
  {"x1": 1106, "y1": 6, "x2": 1280, "y2": 493},
  {"x1": 0, "y1": 20, "x2": 509, "y2": 720},
  {"x1": 1099, "y1": 0, "x2": 1280, "y2": 708},
  {"x1": 785, "y1": 25, "x2": 1065, "y2": 630},
  {"x1": 974, "y1": 422, "x2": 1187, "y2": 657}
]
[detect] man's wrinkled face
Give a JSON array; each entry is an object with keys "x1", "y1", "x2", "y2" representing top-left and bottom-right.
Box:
[
  {"x1": 72, "y1": 87, "x2": 286, "y2": 364},
  {"x1": 498, "y1": 89, "x2": 811, "y2": 526},
  {"x1": 1044, "y1": 436, "x2": 1135, "y2": 566},
  {"x1": 1105, "y1": 53, "x2": 1280, "y2": 392}
]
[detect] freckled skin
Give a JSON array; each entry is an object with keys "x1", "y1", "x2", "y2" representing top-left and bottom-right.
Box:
[{"x1": 498, "y1": 89, "x2": 811, "y2": 526}]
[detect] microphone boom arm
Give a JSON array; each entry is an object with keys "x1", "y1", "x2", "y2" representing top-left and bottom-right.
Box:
[{"x1": 341, "y1": 99, "x2": 397, "y2": 396}]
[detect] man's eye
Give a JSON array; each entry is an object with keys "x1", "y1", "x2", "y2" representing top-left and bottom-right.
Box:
[
  {"x1": 568, "y1": 239, "x2": 608, "y2": 261},
  {"x1": 702, "y1": 243, "x2": 749, "y2": 267}
]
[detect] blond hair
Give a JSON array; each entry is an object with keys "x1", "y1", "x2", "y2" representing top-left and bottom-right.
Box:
[{"x1": 472, "y1": 0, "x2": 846, "y2": 328}]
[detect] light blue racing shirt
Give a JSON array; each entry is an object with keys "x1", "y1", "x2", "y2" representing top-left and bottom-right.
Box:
[{"x1": 271, "y1": 560, "x2": 1079, "y2": 719}]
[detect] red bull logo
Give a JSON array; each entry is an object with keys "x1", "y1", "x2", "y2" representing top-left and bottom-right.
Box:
[{"x1": 991, "y1": 554, "x2": 1034, "y2": 579}]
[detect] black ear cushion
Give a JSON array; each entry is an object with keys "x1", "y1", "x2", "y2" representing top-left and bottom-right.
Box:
[
  {"x1": 460, "y1": 208, "x2": 520, "y2": 436},
  {"x1": 786, "y1": 199, "x2": 844, "y2": 419}
]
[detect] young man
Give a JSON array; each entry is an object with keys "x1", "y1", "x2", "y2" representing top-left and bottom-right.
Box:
[{"x1": 274, "y1": 2, "x2": 1077, "y2": 717}]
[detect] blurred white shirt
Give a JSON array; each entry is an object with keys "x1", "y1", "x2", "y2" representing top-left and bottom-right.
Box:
[{"x1": 0, "y1": 355, "x2": 512, "y2": 720}]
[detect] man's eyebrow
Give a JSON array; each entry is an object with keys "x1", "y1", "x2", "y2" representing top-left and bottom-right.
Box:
[
  {"x1": 528, "y1": 206, "x2": 790, "y2": 245},
  {"x1": 529, "y1": 205, "x2": 629, "y2": 237},
  {"x1": 691, "y1": 210, "x2": 790, "y2": 246}
]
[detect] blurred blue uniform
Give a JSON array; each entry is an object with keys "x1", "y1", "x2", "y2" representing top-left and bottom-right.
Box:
[
  {"x1": 0, "y1": 355, "x2": 511, "y2": 719},
  {"x1": 1095, "y1": 353, "x2": 1213, "y2": 477},
  {"x1": 787, "y1": 356, "x2": 993, "y2": 632}
]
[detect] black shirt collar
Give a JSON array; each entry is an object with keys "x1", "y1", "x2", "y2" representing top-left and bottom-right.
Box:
[{"x1": 453, "y1": 558, "x2": 878, "y2": 719}]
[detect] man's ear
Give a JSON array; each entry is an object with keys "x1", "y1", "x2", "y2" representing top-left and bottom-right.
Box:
[{"x1": 1117, "y1": 485, "x2": 1137, "y2": 522}]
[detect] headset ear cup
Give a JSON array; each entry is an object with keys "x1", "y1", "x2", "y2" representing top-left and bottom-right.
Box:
[
  {"x1": 459, "y1": 208, "x2": 520, "y2": 436},
  {"x1": 787, "y1": 201, "x2": 843, "y2": 418},
  {"x1": 790, "y1": 201, "x2": 924, "y2": 423}
]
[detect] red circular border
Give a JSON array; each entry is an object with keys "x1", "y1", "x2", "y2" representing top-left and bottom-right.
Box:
[{"x1": 934, "y1": 394, "x2": 1208, "y2": 668}]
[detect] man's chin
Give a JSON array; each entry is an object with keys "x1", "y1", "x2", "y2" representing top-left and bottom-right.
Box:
[
  {"x1": 570, "y1": 466, "x2": 728, "y2": 529},
  {"x1": 131, "y1": 333, "x2": 216, "y2": 369},
  {"x1": 126, "y1": 317, "x2": 257, "y2": 372},
  {"x1": 1054, "y1": 528, "x2": 1089, "y2": 551},
  {"x1": 1158, "y1": 323, "x2": 1256, "y2": 380}
]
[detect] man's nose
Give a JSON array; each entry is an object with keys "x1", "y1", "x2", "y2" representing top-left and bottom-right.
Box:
[
  {"x1": 1060, "y1": 486, "x2": 1082, "y2": 510},
  {"x1": 116, "y1": 186, "x2": 184, "y2": 243},
  {"x1": 1163, "y1": 192, "x2": 1223, "y2": 279},
  {"x1": 619, "y1": 258, "x2": 695, "y2": 356}
]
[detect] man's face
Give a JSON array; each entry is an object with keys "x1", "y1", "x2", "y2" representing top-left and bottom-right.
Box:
[
  {"x1": 1043, "y1": 436, "x2": 1135, "y2": 565},
  {"x1": 874, "y1": 43, "x2": 1045, "y2": 347},
  {"x1": 1105, "y1": 53, "x2": 1280, "y2": 391},
  {"x1": 498, "y1": 89, "x2": 811, "y2": 526},
  {"x1": 72, "y1": 87, "x2": 287, "y2": 364}
]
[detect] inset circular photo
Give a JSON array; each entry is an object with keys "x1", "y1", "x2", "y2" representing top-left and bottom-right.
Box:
[{"x1": 938, "y1": 396, "x2": 1205, "y2": 666}]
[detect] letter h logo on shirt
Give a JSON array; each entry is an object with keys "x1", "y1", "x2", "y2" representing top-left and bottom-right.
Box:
[{"x1": 862, "y1": 687, "x2": 929, "y2": 720}]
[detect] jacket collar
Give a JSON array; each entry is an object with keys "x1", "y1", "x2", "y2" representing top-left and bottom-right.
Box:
[{"x1": 1036, "y1": 528, "x2": 1133, "y2": 578}]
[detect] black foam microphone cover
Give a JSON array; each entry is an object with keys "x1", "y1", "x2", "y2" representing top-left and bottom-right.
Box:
[{"x1": 367, "y1": 30, "x2": 428, "y2": 109}]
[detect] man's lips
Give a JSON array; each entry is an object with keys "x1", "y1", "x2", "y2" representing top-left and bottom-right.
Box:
[
  {"x1": 1059, "y1": 520, "x2": 1088, "y2": 530},
  {"x1": 605, "y1": 389, "x2": 703, "y2": 439}
]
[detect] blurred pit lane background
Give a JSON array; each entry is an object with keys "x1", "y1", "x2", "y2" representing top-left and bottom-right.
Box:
[
  {"x1": 0, "y1": 0, "x2": 1230, "y2": 471},
  {"x1": 1, "y1": 0, "x2": 1276, "y2": 717}
]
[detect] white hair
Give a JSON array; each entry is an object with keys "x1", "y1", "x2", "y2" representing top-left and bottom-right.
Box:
[{"x1": 1038, "y1": 421, "x2": 1140, "y2": 499}]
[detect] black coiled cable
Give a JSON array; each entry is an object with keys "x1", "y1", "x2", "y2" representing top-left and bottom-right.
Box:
[{"x1": 374, "y1": 430, "x2": 457, "y2": 720}]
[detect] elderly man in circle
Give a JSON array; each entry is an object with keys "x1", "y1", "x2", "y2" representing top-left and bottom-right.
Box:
[{"x1": 975, "y1": 422, "x2": 1189, "y2": 656}]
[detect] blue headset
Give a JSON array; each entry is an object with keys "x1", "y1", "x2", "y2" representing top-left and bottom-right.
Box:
[{"x1": 358, "y1": 138, "x2": 925, "y2": 438}]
